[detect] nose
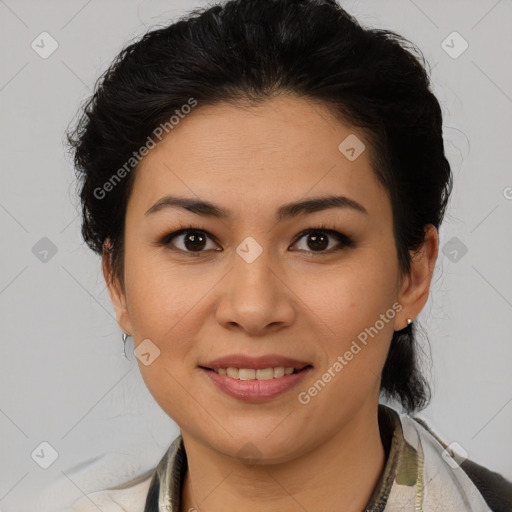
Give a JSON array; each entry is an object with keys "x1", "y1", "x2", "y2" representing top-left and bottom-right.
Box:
[{"x1": 214, "y1": 246, "x2": 296, "y2": 336}]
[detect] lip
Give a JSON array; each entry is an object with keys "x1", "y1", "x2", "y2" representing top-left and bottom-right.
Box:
[
  {"x1": 200, "y1": 354, "x2": 312, "y2": 371},
  {"x1": 200, "y1": 365, "x2": 313, "y2": 402}
]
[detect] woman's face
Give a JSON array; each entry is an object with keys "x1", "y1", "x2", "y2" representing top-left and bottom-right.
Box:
[{"x1": 106, "y1": 95, "x2": 421, "y2": 462}]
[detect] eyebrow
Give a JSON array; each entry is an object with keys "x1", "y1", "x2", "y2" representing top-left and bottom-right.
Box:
[{"x1": 144, "y1": 194, "x2": 368, "y2": 221}]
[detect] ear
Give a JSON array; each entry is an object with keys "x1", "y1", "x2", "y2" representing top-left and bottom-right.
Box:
[
  {"x1": 102, "y1": 239, "x2": 133, "y2": 335},
  {"x1": 394, "y1": 224, "x2": 439, "y2": 331}
]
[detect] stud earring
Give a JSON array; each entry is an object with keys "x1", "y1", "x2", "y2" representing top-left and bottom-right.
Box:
[{"x1": 407, "y1": 318, "x2": 413, "y2": 325}]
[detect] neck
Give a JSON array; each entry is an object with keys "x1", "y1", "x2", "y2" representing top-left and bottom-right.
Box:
[{"x1": 180, "y1": 402, "x2": 387, "y2": 512}]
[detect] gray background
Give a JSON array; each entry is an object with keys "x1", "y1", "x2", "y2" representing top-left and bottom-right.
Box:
[{"x1": 0, "y1": 0, "x2": 511, "y2": 511}]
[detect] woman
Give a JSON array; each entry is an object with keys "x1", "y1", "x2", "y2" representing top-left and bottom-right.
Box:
[{"x1": 66, "y1": 0, "x2": 512, "y2": 510}]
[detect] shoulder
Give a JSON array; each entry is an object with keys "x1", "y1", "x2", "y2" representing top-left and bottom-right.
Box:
[
  {"x1": 65, "y1": 472, "x2": 154, "y2": 512},
  {"x1": 411, "y1": 414, "x2": 512, "y2": 512},
  {"x1": 458, "y1": 456, "x2": 512, "y2": 512}
]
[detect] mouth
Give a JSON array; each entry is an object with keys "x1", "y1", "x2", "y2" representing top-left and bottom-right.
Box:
[
  {"x1": 199, "y1": 365, "x2": 313, "y2": 380},
  {"x1": 199, "y1": 363, "x2": 314, "y2": 402}
]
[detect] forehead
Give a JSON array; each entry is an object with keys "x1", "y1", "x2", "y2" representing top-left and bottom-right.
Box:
[{"x1": 128, "y1": 95, "x2": 389, "y2": 221}]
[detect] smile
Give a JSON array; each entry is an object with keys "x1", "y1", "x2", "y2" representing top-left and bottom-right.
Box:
[
  {"x1": 210, "y1": 366, "x2": 298, "y2": 380},
  {"x1": 200, "y1": 365, "x2": 313, "y2": 402}
]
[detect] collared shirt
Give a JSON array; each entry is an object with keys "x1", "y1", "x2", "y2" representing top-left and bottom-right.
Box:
[{"x1": 68, "y1": 405, "x2": 511, "y2": 511}]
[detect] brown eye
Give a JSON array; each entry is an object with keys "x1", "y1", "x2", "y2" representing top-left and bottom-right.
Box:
[
  {"x1": 163, "y1": 229, "x2": 219, "y2": 253},
  {"x1": 304, "y1": 231, "x2": 330, "y2": 251},
  {"x1": 181, "y1": 231, "x2": 207, "y2": 251},
  {"x1": 291, "y1": 228, "x2": 353, "y2": 254}
]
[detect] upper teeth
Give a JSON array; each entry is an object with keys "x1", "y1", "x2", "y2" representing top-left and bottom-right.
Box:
[{"x1": 214, "y1": 367, "x2": 295, "y2": 380}]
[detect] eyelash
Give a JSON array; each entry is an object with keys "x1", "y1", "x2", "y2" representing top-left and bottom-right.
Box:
[{"x1": 158, "y1": 221, "x2": 355, "y2": 257}]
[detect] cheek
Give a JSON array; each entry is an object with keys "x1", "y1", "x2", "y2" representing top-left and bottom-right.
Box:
[
  {"x1": 305, "y1": 250, "x2": 398, "y2": 373},
  {"x1": 123, "y1": 246, "x2": 210, "y2": 361},
  {"x1": 136, "y1": 360, "x2": 196, "y2": 431},
  {"x1": 310, "y1": 252, "x2": 397, "y2": 322},
  {"x1": 123, "y1": 244, "x2": 197, "y2": 335}
]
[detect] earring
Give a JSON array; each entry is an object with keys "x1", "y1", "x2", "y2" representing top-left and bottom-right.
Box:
[
  {"x1": 407, "y1": 318, "x2": 413, "y2": 326},
  {"x1": 122, "y1": 332, "x2": 131, "y2": 360}
]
